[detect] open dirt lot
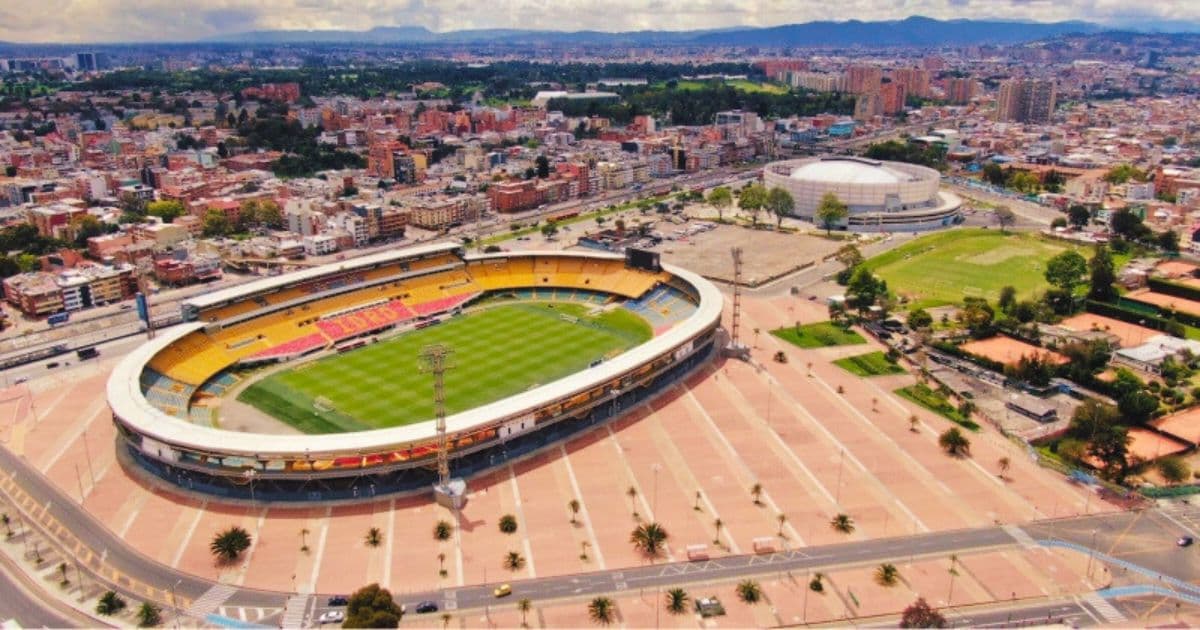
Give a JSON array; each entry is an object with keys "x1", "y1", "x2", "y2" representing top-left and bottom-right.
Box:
[{"x1": 655, "y1": 223, "x2": 842, "y2": 284}]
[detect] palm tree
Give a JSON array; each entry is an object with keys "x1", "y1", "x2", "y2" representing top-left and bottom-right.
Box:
[
  {"x1": 580, "y1": 540, "x2": 591, "y2": 561},
  {"x1": 518, "y1": 598, "x2": 533, "y2": 627},
  {"x1": 499, "y1": 514, "x2": 518, "y2": 534},
  {"x1": 712, "y1": 517, "x2": 724, "y2": 545},
  {"x1": 300, "y1": 527, "x2": 310, "y2": 553},
  {"x1": 736, "y1": 579, "x2": 763, "y2": 604},
  {"x1": 58, "y1": 562, "x2": 69, "y2": 586},
  {"x1": 365, "y1": 526, "x2": 382, "y2": 547},
  {"x1": 750, "y1": 483, "x2": 763, "y2": 505},
  {"x1": 626, "y1": 486, "x2": 639, "y2": 519},
  {"x1": 434, "y1": 519, "x2": 453, "y2": 541},
  {"x1": 777, "y1": 513, "x2": 788, "y2": 537},
  {"x1": 504, "y1": 550, "x2": 526, "y2": 572},
  {"x1": 909, "y1": 415, "x2": 920, "y2": 432},
  {"x1": 96, "y1": 590, "x2": 127, "y2": 616},
  {"x1": 1, "y1": 513, "x2": 11, "y2": 538},
  {"x1": 809, "y1": 573, "x2": 825, "y2": 592},
  {"x1": 441, "y1": 612, "x2": 452, "y2": 629},
  {"x1": 630, "y1": 522, "x2": 669, "y2": 559},
  {"x1": 998, "y1": 456, "x2": 1012, "y2": 479},
  {"x1": 694, "y1": 490, "x2": 703, "y2": 511},
  {"x1": 588, "y1": 597, "x2": 616, "y2": 626},
  {"x1": 830, "y1": 513, "x2": 855, "y2": 534},
  {"x1": 939, "y1": 428, "x2": 971, "y2": 457},
  {"x1": 437, "y1": 552, "x2": 447, "y2": 577},
  {"x1": 876, "y1": 563, "x2": 900, "y2": 587},
  {"x1": 209, "y1": 526, "x2": 252, "y2": 563},
  {"x1": 136, "y1": 602, "x2": 162, "y2": 628},
  {"x1": 665, "y1": 588, "x2": 689, "y2": 615},
  {"x1": 568, "y1": 499, "x2": 581, "y2": 524}
]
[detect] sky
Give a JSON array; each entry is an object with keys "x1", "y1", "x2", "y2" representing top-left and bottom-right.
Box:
[{"x1": 0, "y1": 0, "x2": 1198, "y2": 43}]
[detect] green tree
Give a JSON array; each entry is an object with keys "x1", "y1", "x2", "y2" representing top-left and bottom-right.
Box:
[
  {"x1": 568, "y1": 499, "x2": 581, "y2": 524},
  {"x1": 70, "y1": 214, "x2": 106, "y2": 247},
  {"x1": 1103, "y1": 164, "x2": 1146, "y2": 184},
  {"x1": 15, "y1": 253, "x2": 39, "y2": 273},
  {"x1": 136, "y1": 602, "x2": 162, "y2": 628},
  {"x1": 1089, "y1": 425, "x2": 1131, "y2": 483},
  {"x1": 202, "y1": 209, "x2": 232, "y2": 237},
  {"x1": 1008, "y1": 171, "x2": 1040, "y2": 194},
  {"x1": 587, "y1": 597, "x2": 615, "y2": 626},
  {"x1": 345, "y1": 583, "x2": 404, "y2": 628},
  {"x1": 938, "y1": 428, "x2": 971, "y2": 457},
  {"x1": 815, "y1": 192, "x2": 848, "y2": 234},
  {"x1": 209, "y1": 526, "x2": 252, "y2": 562},
  {"x1": 738, "y1": 183, "x2": 767, "y2": 226},
  {"x1": 998, "y1": 286, "x2": 1017, "y2": 314},
  {"x1": 750, "y1": 482, "x2": 763, "y2": 505},
  {"x1": 1088, "y1": 245, "x2": 1118, "y2": 302},
  {"x1": 876, "y1": 563, "x2": 900, "y2": 586},
  {"x1": 736, "y1": 579, "x2": 763, "y2": 604},
  {"x1": 1118, "y1": 390, "x2": 1158, "y2": 424},
  {"x1": 433, "y1": 519, "x2": 453, "y2": 541},
  {"x1": 629, "y1": 522, "x2": 669, "y2": 559},
  {"x1": 834, "y1": 243, "x2": 865, "y2": 284},
  {"x1": 707, "y1": 186, "x2": 733, "y2": 221},
  {"x1": 1069, "y1": 399, "x2": 1120, "y2": 439},
  {"x1": 830, "y1": 513, "x2": 855, "y2": 534},
  {"x1": 994, "y1": 206, "x2": 1016, "y2": 233},
  {"x1": 1158, "y1": 230, "x2": 1180, "y2": 253},
  {"x1": 540, "y1": 222, "x2": 558, "y2": 238},
  {"x1": 535, "y1": 155, "x2": 550, "y2": 179},
  {"x1": 499, "y1": 514, "x2": 518, "y2": 534},
  {"x1": 900, "y1": 597, "x2": 946, "y2": 628},
  {"x1": 365, "y1": 527, "x2": 382, "y2": 547},
  {"x1": 982, "y1": 163, "x2": 1005, "y2": 186},
  {"x1": 1044, "y1": 250, "x2": 1088, "y2": 293},
  {"x1": 846, "y1": 266, "x2": 885, "y2": 315},
  {"x1": 1068, "y1": 205, "x2": 1091, "y2": 229},
  {"x1": 518, "y1": 598, "x2": 533, "y2": 626},
  {"x1": 665, "y1": 588, "x2": 689, "y2": 615},
  {"x1": 1158, "y1": 456, "x2": 1190, "y2": 485},
  {"x1": 907, "y1": 308, "x2": 933, "y2": 331},
  {"x1": 766, "y1": 186, "x2": 795, "y2": 229},
  {"x1": 96, "y1": 591, "x2": 127, "y2": 616},
  {"x1": 146, "y1": 199, "x2": 185, "y2": 223},
  {"x1": 504, "y1": 550, "x2": 526, "y2": 572}
]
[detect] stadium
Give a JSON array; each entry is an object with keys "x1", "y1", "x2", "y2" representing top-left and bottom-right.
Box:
[
  {"x1": 762, "y1": 156, "x2": 963, "y2": 231},
  {"x1": 106, "y1": 243, "x2": 722, "y2": 502}
]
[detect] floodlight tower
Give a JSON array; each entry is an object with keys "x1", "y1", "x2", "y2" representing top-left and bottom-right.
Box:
[
  {"x1": 420, "y1": 343, "x2": 465, "y2": 508},
  {"x1": 726, "y1": 247, "x2": 750, "y2": 360}
]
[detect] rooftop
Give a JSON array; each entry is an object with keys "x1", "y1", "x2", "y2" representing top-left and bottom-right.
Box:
[{"x1": 789, "y1": 157, "x2": 911, "y2": 185}]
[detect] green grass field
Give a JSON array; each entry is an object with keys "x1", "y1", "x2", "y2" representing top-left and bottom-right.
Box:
[
  {"x1": 652, "y1": 79, "x2": 790, "y2": 94},
  {"x1": 865, "y1": 229, "x2": 1084, "y2": 310},
  {"x1": 895, "y1": 384, "x2": 980, "y2": 431},
  {"x1": 238, "y1": 303, "x2": 652, "y2": 434},
  {"x1": 834, "y1": 351, "x2": 907, "y2": 377},
  {"x1": 771, "y1": 322, "x2": 866, "y2": 349}
]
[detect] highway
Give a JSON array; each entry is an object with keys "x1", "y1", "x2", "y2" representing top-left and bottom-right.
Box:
[{"x1": 0, "y1": 555, "x2": 73, "y2": 629}]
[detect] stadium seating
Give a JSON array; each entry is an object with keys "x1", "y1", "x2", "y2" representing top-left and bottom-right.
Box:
[
  {"x1": 316, "y1": 300, "x2": 415, "y2": 341},
  {"x1": 246, "y1": 333, "x2": 330, "y2": 361}
]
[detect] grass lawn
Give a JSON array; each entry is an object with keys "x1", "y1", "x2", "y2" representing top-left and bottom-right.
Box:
[
  {"x1": 865, "y1": 229, "x2": 1087, "y2": 310},
  {"x1": 895, "y1": 383, "x2": 981, "y2": 431},
  {"x1": 771, "y1": 322, "x2": 866, "y2": 348},
  {"x1": 651, "y1": 79, "x2": 790, "y2": 94},
  {"x1": 238, "y1": 303, "x2": 652, "y2": 434},
  {"x1": 834, "y1": 351, "x2": 907, "y2": 377}
]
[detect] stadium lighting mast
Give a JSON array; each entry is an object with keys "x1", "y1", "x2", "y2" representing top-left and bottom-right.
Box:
[
  {"x1": 726, "y1": 247, "x2": 750, "y2": 360},
  {"x1": 421, "y1": 343, "x2": 466, "y2": 508}
]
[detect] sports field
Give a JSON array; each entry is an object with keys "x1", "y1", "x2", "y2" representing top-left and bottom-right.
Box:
[
  {"x1": 237, "y1": 303, "x2": 653, "y2": 434},
  {"x1": 865, "y1": 229, "x2": 1080, "y2": 309}
]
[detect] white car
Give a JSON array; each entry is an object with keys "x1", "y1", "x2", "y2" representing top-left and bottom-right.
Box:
[{"x1": 318, "y1": 610, "x2": 345, "y2": 624}]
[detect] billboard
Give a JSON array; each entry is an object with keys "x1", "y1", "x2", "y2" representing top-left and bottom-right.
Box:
[{"x1": 47, "y1": 312, "x2": 70, "y2": 326}]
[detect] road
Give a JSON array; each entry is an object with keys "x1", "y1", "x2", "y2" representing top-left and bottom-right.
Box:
[{"x1": 0, "y1": 556, "x2": 73, "y2": 629}]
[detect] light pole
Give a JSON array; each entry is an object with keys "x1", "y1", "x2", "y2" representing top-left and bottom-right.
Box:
[
  {"x1": 835, "y1": 449, "x2": 845, "y2": 506},
  {"x1": 651, "y1": 463, "x2": 661, "y2": 516},
  {"x1": 170, "y1": 578, "x2": 182, "y2": 630}
]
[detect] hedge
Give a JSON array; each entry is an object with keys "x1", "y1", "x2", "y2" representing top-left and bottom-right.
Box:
[
  {"x1": 1147, "y1": 277, "x2": 1200, "y2": 303},
  {"x1": 931, "y1": 340, "x2": 1005, "y2": 373},
  {"x1": 1085, "y1": 300, "x2": 1175, "y2": 332},
  {"x1": 1141, "y1": 484, "x2": 1200, "y2": 498}
]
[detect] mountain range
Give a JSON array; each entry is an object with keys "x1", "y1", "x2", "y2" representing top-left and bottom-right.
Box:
[{"x1": 204, "y1": 16, "x2": 1110, "y2": 47}]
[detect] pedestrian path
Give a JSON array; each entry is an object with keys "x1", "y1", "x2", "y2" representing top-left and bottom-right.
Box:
[
  {"x1": 280, "y1": 594, "x2": 308, "y2": 629},
  {"x1": 186, "y1": 583, "x2": 238, "y2": 618},
  {"x1": 1082, "y1": 591, "x2": 1127, "y2": 624}
]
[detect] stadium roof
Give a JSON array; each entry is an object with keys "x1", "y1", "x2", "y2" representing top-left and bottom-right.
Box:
[
  {"x1": 184, "y1": 241, "x2": 461, "y2": 311},
  {"x1": 789, "y1": 157, "x2": 910, "y2": 185},
  {"x1": 108, "y1": 249, "x2": 723, "y2": 459}
]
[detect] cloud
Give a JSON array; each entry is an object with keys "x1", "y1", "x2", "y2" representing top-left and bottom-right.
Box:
[{"x1": 0, "y1": 0, "x2": 1198, "y2": 43}]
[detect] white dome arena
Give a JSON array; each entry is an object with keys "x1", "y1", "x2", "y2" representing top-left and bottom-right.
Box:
[{"x1": 763, "y1": 156, "x2": 962, "y2": 232}]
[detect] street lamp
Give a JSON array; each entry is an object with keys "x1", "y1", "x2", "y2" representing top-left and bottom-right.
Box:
[{"x1": 170, "y1": 578, "x2": 182, "y2": 630}]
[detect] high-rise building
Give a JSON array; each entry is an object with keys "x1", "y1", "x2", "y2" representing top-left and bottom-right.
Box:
[
  {"x1": 996, "y1": 79, "x2": 1057, "y2": 124},
  {"x1": 944, "y1": 77, "x2": 978, "y2": 105},
  {"x1": 891, "y1": 68, "x2": 930, "y2": 99},
  {"x1": 880, "y1": 82, "x2": 907, "y2": 115},
  {"x1": 846, "y1": 65, "x2": 883, "y2": 95}
]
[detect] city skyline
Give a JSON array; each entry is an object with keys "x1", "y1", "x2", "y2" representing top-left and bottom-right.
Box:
[{"x1": 1, "y1": 0, "x2": 1199, "y2": 44}]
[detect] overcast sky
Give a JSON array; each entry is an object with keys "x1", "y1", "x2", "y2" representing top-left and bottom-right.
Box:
[{"x1": 1, "y1": 0, "x2": 1198, "y2": 43}]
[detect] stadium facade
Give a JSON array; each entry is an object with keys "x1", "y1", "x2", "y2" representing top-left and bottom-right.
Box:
[
  {"x1": 107, "y1": 243, "x2": 722, "y2": 502},
  {"x1": 762, "y1": 156, "x2": 962, "y2": 232}
]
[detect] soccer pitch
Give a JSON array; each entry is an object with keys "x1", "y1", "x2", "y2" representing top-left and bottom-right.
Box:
[
  {"x1": 237, "y1": 303, "x2": 653, "y2": 434},
  {"x1": 865, "y1": 229, "x2": 1082, "y2": 310}
]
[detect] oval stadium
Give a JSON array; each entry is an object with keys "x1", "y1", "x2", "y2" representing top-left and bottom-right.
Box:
[
  {"x1": 762, "y1": 156, "x2": 963, "y2": 231},
  {"x1": 107, "y1": 243, "x2": 722, "y2": 502}
]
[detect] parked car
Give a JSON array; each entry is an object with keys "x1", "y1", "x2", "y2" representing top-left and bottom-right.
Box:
[
  {"x1": 415, "y1": 601, "x2": 439, "y2": 614},
  {"x1": 318, "y1": 610, "x2": 344, "y2": 624},
  {"x1": 493, "y1": 584, "x2": 512, "y2": 598},
  {"x1": 327, "y1": 595, "x2": 349, "y2": 606},
  {"x1": 1178, "y1": 536, "x2": 1193, "y2": 547}
]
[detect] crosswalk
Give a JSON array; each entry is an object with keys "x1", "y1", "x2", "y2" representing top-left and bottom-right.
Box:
[
  {"x1": 186, "y1": 583, "x2": 238, "y2": 618},
  {"x1": 1002, "y1": 524, "x2": 1038, "y2": 550},
  {"x1": 1082, "y1": 592, "x2": 1127, "y2": 624},
  {"x1": 281, "y1": 594, "x2": 309, "y2": 629}
]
